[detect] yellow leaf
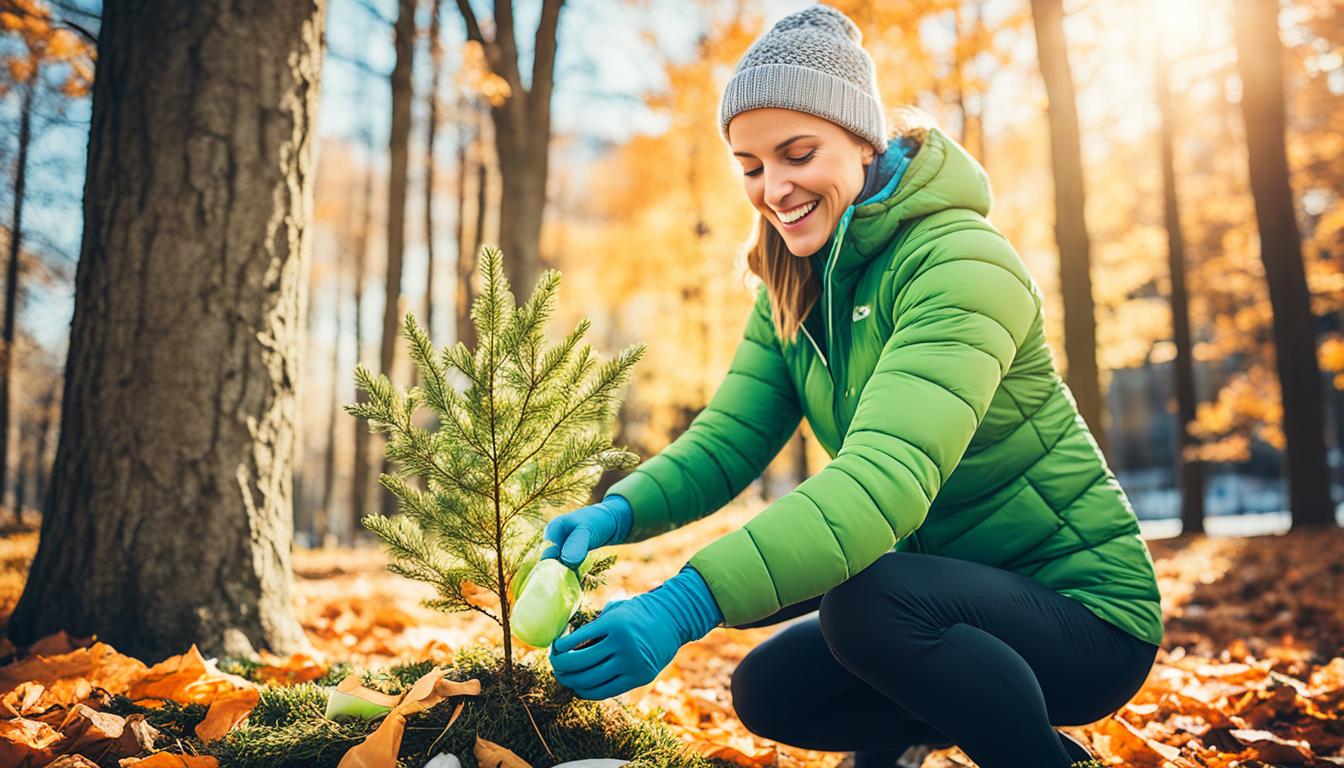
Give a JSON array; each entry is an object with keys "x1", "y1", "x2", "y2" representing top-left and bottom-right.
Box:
[{"x1": 473, "y1": 735, "x2": 533, "y2": 768}]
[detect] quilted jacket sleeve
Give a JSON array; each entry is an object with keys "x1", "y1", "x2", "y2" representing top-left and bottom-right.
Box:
[
  {"x1": 686, "y1": 227, "x2": 1040, "y2": 626},
  {"x1": 604, "y1": 285, "x2": 803, "y2": 543}
]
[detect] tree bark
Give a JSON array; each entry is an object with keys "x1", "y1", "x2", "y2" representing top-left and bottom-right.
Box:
[
  {"x1": 451, "y1": 0, "x2": 564, "y2": 296},
  {"x1": 1030, "y1": 0, "x2": 1108, "y2": 459},
  {"x1": 379, "y1": 0, "x2": 417, "y2": 518},
  {"x1": 2, "y1": 77, "x2": 35, "y2": 521},
  {"x1": 319, "y1": 260, "x2": 343, "y2": 548},
  {"x1": 351, "y1": 132, "x2": 375, "y2": 545},
  {"x1": 423, "y1": 0, "x2": 444, "y2": 346},
  {"x1": 454, "y1": 95, "x2": 478, "y2": 351},
  {"x1": 9, "y1": 0, "x2": 324, "y2": 661},
  {"x1": 33, "y1": 385, "x2": 54, "y2": 516},
  {"x1": 1155, "y1": 46, "x2": 1205, "y2": 534},
  {"x1": 1232, "y1": 0, "x2": 1335, "y2": 528}
]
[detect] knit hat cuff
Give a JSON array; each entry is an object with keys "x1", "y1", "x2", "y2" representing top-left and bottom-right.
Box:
[{"x1": 719, "y1": 63, "x2": 887, "y2": 152}]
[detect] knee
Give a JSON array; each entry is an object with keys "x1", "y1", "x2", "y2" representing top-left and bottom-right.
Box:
[{"x1": 730, "y1": 647, "x2": 790, "y2": 739}]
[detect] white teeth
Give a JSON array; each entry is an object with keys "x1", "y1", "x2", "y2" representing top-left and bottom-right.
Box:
[{"x1": 779, "y1": 200, "x2": 817, "y2": 224}]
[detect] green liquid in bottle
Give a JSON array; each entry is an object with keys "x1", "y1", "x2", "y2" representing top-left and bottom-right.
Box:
[{"x1": 511, "y1": 558, "x2": 582, "y2": 647}]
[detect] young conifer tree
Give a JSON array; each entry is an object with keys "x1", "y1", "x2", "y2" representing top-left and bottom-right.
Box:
[{"x1": 347, "y1": 245, "x2": 644, "y2": 680}]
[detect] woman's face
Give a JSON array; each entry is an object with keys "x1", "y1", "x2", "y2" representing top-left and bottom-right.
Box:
[{"x1": 729, "y1": 108, "x2": 875, "y2": 258}]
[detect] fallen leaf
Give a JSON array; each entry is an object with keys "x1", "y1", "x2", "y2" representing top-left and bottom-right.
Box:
[
  {"x1": 3, "y1": 680, "x2": 48, "y2": 717},
  {"x1": 0, "y1": 642, "x2": 148, "y2": 711},
  {"x1": 697, "y1": 740, "x2": 776, "y2": 768},
  {"x1": 118, "y1": 754, "x2": 220, "y2": 767},
  {"x1": 1227, "y1": 728, "x2": 1314, "y2": 763},
  {"x1": 0, "y1": 716, "x2": 61, "y2": 768},
  {"x1": 253, "y1": 650, "x2": 327, "y2": 687},
  {"x1": 473, "y1": 735, "x2": 532, "y2": 768},
  {"x1": 53, "y1": 703, "x2": 142, "y2": 761},
  {"x1": 48, "y1": 755, "x2": 101, "y2": 767},
  {"x1": 126, "y1": 645, "x2": 254, "y2": 708},
  {"x1": 331, "y1": 673, "x2": 403, "y2": 709},
  {"x1": 194, "y1": 686, "x2": 260, "y2": 743},
  {"x1": 336, "y1": 668, "x2": 481, "y2": 768},
  {"x1": 28, "y1": 632, "x2": 94, "y2": 657}
]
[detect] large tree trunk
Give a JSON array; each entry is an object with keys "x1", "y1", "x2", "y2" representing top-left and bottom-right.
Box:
[
  {"x1": 1029, "y1": 0, "x2": 1107, "y2": 459},
  {"x1": 9, "y1": 0, "x2": 324, "y2": 661},
  {"x1": 2, "y1": 78, "x2": 34, "y2": 522},
  {"x1": 378, "y1": 0, "x2": 416, "y2": 518},
  {"x1": 1156, "y1": 46, "x2": 1205, "y2": 534},
  {"x1": 1232, "y1": 0, "x2": 1335, "y2": 528},
  {"x1": 452, "y1": 0, "x2": 564, "y2": 295}
]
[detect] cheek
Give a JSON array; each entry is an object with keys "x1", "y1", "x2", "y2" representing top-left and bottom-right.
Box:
[{"x1": 744, "y1": 179, "x2": 764, "y2": 206}]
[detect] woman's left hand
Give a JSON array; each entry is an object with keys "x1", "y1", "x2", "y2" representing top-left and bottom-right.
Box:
[
  {"x1": 549, "y1": 593, "x2": 681, "y2": 699},
  {"x1": 549, "y1": 565, "x2": 723, "y2": 700}
]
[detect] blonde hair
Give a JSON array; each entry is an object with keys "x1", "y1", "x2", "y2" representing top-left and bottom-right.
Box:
[{"x1": 748, "y1": 107, "x2": 934, "y2": 343}]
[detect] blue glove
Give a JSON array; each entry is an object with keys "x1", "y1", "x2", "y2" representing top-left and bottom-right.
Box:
[
  {"x1": 540, "y1": 494, "x2": 633, "y2": 570},
  {"x1": 549, "y1": 565, "x2": 723, "y2": 700}
]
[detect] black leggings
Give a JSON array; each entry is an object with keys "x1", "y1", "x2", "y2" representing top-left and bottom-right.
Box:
[{"x1": 729, "y1": 552, "x2": 1159, "y2": 768}]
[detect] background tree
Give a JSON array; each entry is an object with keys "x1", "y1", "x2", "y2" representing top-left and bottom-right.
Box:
[
  {"x1": 1155, "y1": 39, "x2": 1206, "y2": 533},
  {"x1": 450, "y1": 0, "x2": 564, "y2": 296},
  {"x1": 378, "y1": 0, "x2": 418, "y2": 517},
  {"x1": 1230, "y1": 0, "x2": 1335, "y2": 527},
  {"x1": 1030, "y1": 0, "x2": 1108, "y2": 457},
  {"x1": 8, "y1": 0, "x2": 326, "y2": 660},
  {"x1": 0, "y1": 0, "x2": 91, "y2": 520}
]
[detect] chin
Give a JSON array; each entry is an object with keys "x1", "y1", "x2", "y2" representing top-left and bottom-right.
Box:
[{"x1": 782, "y1": 232, "x2": 822, "y2": 257}]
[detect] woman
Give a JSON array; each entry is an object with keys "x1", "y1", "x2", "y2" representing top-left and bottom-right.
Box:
[{"x1": 543, "y1": 6, "x2": 1162, "y2": 768}]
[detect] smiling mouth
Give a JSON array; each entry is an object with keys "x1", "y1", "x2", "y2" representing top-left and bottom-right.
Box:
[{"x1": 778, "y1": 200, "x2": 819, "y2": 229}]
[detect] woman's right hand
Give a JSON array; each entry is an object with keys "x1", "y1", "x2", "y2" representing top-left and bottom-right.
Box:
[{"x1": 541, "y1": 495, "x2": 634, "y2": 570}]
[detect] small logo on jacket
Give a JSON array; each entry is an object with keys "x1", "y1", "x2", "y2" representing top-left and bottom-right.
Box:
[{"x1": 852, "y1": 304, "x2": 872, "y2": 322}]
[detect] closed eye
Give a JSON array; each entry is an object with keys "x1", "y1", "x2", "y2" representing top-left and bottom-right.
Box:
[{"x1": 743, "y1": 149, "x2": 816, "y2": 177}]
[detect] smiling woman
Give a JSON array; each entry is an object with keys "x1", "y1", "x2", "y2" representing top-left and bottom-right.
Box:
[{"x1": 541, "y1": 5, "x2": 1162, "y2": 768}]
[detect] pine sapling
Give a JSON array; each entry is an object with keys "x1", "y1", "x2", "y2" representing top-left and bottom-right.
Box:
[{"x1": 346, "y1": 245, "x2": 644, "y2": 681}]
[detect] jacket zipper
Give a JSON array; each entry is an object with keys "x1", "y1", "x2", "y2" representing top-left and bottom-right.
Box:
[
  {"x1": 824, "y1": 206, "x2": 856, "y2": 363},
  {"x1": 799, "y1": 323, "x2": 828, "y2": 368}
]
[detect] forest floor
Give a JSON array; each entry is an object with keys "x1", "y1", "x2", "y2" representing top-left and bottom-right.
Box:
[{"x1": 1, "y1": 500, "x2": 1343, "y2": 767}]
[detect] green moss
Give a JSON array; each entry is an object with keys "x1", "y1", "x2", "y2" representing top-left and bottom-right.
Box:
[{"x1": 115, "y1": 644, "x2": 718, "y2": 768}]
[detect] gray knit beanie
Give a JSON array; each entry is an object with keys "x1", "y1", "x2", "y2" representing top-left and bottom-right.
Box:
[{"x1": 718, "y1": 4, "x2": 886, "y2": 152}]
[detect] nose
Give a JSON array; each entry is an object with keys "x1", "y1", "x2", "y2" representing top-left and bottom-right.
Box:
[{"x1": 763, "y1": 165, "x2": 794, "y2": 210}]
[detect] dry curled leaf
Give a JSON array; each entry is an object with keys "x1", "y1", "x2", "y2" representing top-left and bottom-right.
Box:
[
  {"x1": 0, "y1": 716, "x2": 61, "y2": 768},
  {"x1": 194, "y1": 686, "x2": 260, "y2": 743},
  {"x1": 126, "y1": 645, "x2": 253, "y2": 708},
  {"x1": 473, "y1": 735, "x2": 532, "y2": 768},
  {"x1": 0, "y1": 642, "x2": 147, "y2": 711},
  {"x1": 118, "y1": 754, "x2": 220, "y2": 767},
  {"x1": 337, "y1": 668, "x2": 481, "y2": 768}
]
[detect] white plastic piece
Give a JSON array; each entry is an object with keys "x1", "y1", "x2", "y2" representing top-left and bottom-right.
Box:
[
  {"x1": 423, "y1": 752, "x2": 462, "y2": 768},
  {"x1": 550, "y1": 760, "x2": 630, "y2": 768}
]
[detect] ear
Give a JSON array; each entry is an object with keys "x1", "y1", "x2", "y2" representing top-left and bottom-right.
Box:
[{"x1": 860, "y1": 141, "x2": 876, "y2": 166}]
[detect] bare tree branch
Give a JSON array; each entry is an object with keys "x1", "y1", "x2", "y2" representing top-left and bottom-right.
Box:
[
  {"x1": 529, "y1": 0, "x2": 563, "y2": 120},
  {"x1": 453, "y1": 0, "x2": 485, "y2": 44}
]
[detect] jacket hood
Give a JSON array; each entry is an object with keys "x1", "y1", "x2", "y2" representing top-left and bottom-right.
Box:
[{"x1": 846, "y1": 126, "x2": 993, "y2": 259}]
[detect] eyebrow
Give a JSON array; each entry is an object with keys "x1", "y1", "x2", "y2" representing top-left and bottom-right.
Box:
[{"x1": 732, "y1": 134, "x2": 818, "y2": 158}]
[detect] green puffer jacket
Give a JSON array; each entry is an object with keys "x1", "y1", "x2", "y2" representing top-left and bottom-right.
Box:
[{"x1": 606, "y1": 126, "x2": 1164, "y2": 647}]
